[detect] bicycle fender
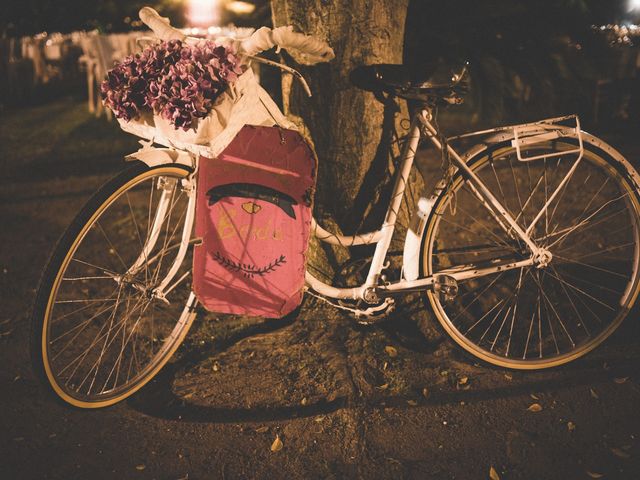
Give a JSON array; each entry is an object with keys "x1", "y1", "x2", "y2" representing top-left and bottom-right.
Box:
[
  {"x1": 125, "y1": 144, "x2": 195, "y2": 169},
  {"x1": 477, "y1": 129, "x2": 640, "y2": 190},
  {"x1": 402, "y1": 196, "x2": 436, "y2": 281}
]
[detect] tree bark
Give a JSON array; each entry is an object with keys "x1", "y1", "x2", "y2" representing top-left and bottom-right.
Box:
[{"x1": 270, "y1": 0, "x2": 423, "y2": 236}]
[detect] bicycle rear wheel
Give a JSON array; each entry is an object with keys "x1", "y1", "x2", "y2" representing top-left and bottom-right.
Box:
[
  {"x1": 31, "y1": 162, "x2": 197, "y2": 407},
  {"x1": 421, "y1": 138, "x2": 640, "y2": 369}
]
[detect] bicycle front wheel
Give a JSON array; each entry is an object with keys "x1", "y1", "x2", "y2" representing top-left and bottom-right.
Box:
[
  {"x1": 31, "y1": 162, "x2": 197, "y2": 408},
  {"x1": 421, "y1": 137, "x2": 640, "y2": 369}
]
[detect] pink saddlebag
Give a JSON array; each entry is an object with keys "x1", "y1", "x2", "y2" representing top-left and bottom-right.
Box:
[{"x1": 193, "y1": 125, "x2": 316, "y2": 318}]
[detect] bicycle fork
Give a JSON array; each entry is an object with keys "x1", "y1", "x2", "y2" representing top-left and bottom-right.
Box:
[{"x1": 118, "y1": 169, "x2": 198, "y2": 304}]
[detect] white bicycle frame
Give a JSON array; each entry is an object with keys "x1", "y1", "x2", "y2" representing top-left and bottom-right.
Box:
[{"x1": 124, "y1": 109, "x2": 587, "y2": 307}]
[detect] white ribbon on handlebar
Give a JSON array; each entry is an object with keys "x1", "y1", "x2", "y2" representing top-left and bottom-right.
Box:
[
  {"x1": 139, "y1": 7, "x2": 186, "y2": 42},
  {"x1": 240, "y1": 26, "x2": 335, "y2": 64}
]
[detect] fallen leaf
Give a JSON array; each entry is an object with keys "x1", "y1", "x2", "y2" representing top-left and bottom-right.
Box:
[
  {"x1": 610, "y1": 447, "x2": 631, "y2": 459},
  {"x1": 255, "y1": 426, "x2": 269, "y2": 433},
  {"x1": 135, "y1": 464, "x2": 145, "y2": 471},
  {"x1": 489, "y1": 466, "x2": 501, "y2": 480},
  {"x1": 530, "y1": 393, "x2": 540, "y2": 400},
  {"x1": 590, "y1": 388, "x2": 599, "y2": 399},
  {"x1": 458, "y1": 376, "x2": 469, "y2": 385},
  {"x1": 383, "y1": 361, "x2": 388, "y2": 370},
  {"x1": 567, "y1": 421, "x2": 576, "y2": 432},
  {"x1": 504, "y1": 373, "x2": 513, "y2": 381},
  {"x1": 422, "y1": 387, "x2": 430, "y2": 399},
  {"x1": 301, "y1": 397, "x2": 308, "y2": 406},
  {"x1": 586, "y1": 471, "x2": 604, "y2": 479},
  {"x1": 614, "y1": 377, "x2": 628, "y2": 384},
  {"x1": 527, "y1": 403, "x2": 543, "y2": 412},
  {"x1": 407, "y1": 400, "x2": 418, "y2": 406},
  {"x1": 270, "y1": 435, "x2": 283, "y2": 452},
  {"x1": 314, "y1": 416, "x2": 325, "y2": 423},
  {"x1": 212, "y1": 363, "x2": 220, "y2": 372},
  {"x1": 376, "y1": 383, "x2": 389, "y2": 391},
  {"x1": 385, "y1": 346, "x2": 398, "y2": 358}
]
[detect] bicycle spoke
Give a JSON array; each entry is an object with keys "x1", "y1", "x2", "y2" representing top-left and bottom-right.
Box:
[
  {"x1": 549, "y1": 264, "x2": 591, "y2": 337},
  {"x1": 522, "y1": 297, "x2": 537, "y2": 359},
  {"x1": 548, "y1": 193, "x2": 630, "y2": 250},
  {"x1": 544, "y1": 268, "x2": 615, "y2": 312},
  {"x1": 463, "y1": 299, "x2": 505, "y2": 335},
  {"x1": 95, "y1": 220, "x2": 129, "y2": 272},
  {"x1": 505, "y1": 268, "x2": 525, "y2": 355},
  {"x1": 508, "y1": 157, "x2": 527, "y2": 226},
  {"x1": 552, "y1": 263, "x2": 625, "y2": 295},
  {"x1": 55, "y1": 298, "x2": 118, "y2": 305},
  {"x1": 71, "y1": 258, "x2": 118, "y2": 277},
  {"x1": 569, "y1": 241, "x2": 635, "y2": 262},
  {"x1": 554, "y1": 253, "x2": 627, "y2": 279},
  {"x1": 452, "y1": 271, "x2": 507, "y2": 322},
  {"x1": 441, "y1": 205, "x2": 518, "y2": 255}
]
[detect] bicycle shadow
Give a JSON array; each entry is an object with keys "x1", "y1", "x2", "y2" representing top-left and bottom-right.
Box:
[
  {"x1": 128, "y1": 303, "x2": 640, "y2": 425},
  {"x1": 128, "y1": 306, "x2": 349, "y2": 423}
]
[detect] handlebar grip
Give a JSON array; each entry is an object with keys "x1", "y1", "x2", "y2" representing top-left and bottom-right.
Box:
[
  {"x1": 139, "y1": 7, "x2": 186, "y2": 42},
  {"x1": 240, "y1": 26, "x2": 335, "y2": 64},
  {"x1": 272, "y1": 27, "x2": 335, "y2": 63}
]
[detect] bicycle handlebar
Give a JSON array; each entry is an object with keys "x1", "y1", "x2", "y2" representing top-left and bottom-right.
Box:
[
  {"x1": 239, "y1": 26, "x2": 335, "y2": 64},
  {"x1": 138, "y1": 7, "x2": 335, "y2": 64}
]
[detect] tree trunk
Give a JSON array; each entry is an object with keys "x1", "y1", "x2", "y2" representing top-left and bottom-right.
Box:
[{"x1": 270, "y1": 0, "x2": 423, "y2": 238}]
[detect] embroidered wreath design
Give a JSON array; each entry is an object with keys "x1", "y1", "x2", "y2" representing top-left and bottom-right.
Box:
[{"x1": 213, "y1": 251, "x2": 287, "y2": 278}]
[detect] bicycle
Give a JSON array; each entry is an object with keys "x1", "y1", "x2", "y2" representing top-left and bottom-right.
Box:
[{"x1": 30, "y1": 8, "x2": 640, "y2": 408}]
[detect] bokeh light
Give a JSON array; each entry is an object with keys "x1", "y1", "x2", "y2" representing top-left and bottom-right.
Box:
[{"x1": 187, "y1": 0, "x2": 219, "y2": 26}]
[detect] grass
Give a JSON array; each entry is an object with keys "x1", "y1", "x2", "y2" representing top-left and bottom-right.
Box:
[{"x1": 0, "y1": 95, "x2": 139, "y2": 183}]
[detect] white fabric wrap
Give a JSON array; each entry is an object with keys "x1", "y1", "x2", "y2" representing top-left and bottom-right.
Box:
[
  {"x1": 240, "y1": 26, "x2": 335, "y2": 64},
  {"x1": 139, "y1": 7, "x2": 186, "y2": 41},
  {"x1": 118, "y1": 67, "x2": 296, "y2": 159}
]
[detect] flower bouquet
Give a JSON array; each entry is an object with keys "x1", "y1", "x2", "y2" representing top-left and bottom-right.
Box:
[{"x1": 101, "y1": 38, "x2": 292, "y2": 155}]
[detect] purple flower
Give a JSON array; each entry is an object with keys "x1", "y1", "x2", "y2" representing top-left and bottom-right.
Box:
[{"x1": 101, "y1": 39, "x2": 243, "y2": 129}]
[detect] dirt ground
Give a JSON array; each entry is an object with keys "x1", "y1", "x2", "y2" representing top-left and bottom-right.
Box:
[{"x1": 1, "y1": 97, "x2": 640, "y2": 480}]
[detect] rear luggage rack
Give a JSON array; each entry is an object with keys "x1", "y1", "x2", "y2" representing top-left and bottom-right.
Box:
[
  {"x1": 511, "y1": 115, "x2": 583, "y2": 163},
  {"x1": 449, "y1": 114, "x2": 584, "y2": 163}
]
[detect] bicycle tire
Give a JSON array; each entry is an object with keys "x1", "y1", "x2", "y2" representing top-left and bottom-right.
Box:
[
  {"x1": 421, "y1": 136, "x2": 640, "y2": 369},
  {"x1": 31, "y1": 162, "x2": 197, "y2": 408}
]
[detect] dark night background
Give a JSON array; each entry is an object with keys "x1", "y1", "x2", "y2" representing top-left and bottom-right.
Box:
[
  {"x1": 1, "y1": 1, "x2": 640, "y2": 479},
  {"x1": 3, "y1": 0, "x2": 640, "y2": 127}
]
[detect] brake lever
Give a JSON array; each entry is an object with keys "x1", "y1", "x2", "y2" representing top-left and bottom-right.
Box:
[{"x1": 244, "y1": 54, "x2": 313, "y2": 97}]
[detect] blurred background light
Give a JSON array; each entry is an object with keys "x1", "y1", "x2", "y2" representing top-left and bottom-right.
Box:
[
  {"x1": 187, "y1": 0, "x2": 219, "y2": 26},
  {"x1": 630, "y1": 0, "x2": 640, "y2": 11},
  {"x1": 226, "y1": 1, "x2": 256, "y2": 15}
]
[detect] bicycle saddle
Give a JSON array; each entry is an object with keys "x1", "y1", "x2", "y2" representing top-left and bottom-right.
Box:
[{"x1": 350, "y1": 63, "x2": 469, "y2": 104}]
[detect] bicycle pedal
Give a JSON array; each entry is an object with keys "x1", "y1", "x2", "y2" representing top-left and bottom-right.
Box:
[{"x1": 434, "y1": 274, "x2": 458, "y2": 303}]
